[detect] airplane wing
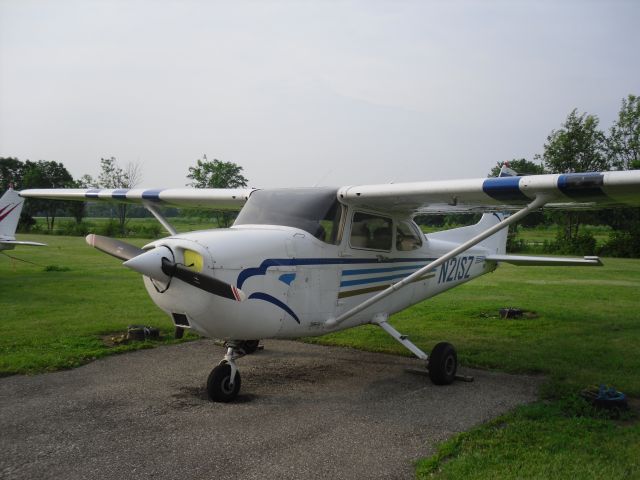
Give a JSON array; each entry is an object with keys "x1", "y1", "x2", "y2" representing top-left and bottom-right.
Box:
[
  {"x1": 19, "y1": 188, "x2": 255, "y2": 210},
  {"x1": 20, "y1": 170, "x2": 640, "y2": 214},
  {"x1": 337, "y1": 170, "x2": 640, "y2": 214}
]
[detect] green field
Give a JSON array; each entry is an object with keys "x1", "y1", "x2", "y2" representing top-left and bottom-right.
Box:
[
  {"x1": 0, "y1": 235, "x2": 192, "y2": 374},
  {"x1": 1, "y1": 234, "x2": 639, "y2": 478}
]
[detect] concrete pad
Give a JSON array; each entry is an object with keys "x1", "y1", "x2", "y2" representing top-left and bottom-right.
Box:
[{"x1": 0, "y1": 340, "x2": 542, "y2": 479}]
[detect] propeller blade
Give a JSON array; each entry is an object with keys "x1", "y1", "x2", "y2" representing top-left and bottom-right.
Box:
[
  {"x1": 161, "y1": 258, "x2": 246, "y2": 301},
  {"x1": 86, "y1": 234, "x2": 144, "y2": 261}
]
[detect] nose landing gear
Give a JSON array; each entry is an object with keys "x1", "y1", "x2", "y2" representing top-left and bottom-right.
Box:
[
  {"x1": 207, "y1": 344, "x2": 242, "y2": 402},
  {"x1": 206, "y1": 340, "x2": 261, "y2": 402}
]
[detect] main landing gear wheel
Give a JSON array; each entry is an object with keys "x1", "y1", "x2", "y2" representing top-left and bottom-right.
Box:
[
  {"x1": 207, "y1": 363, "x2": 241, "y2": 402},
  {"x1": 428, "y1": 342, "x2": 458, "y2": 385}
]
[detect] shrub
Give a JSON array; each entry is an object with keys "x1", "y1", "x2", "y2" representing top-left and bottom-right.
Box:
[
  {"x1": 544, "y1": 231, "x2": 597, "y2": 256},
  {"x1": 97, "y1": 219, "x2": 121, "y2": 237},
  {"x1": 599, "y1": 231, "x2": 640, "y2": 258},
  {"x1": 58, "y1": 221, "x2": 92, "y2": 237}
]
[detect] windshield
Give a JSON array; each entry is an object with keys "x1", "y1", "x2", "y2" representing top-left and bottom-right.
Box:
[{"x1": 234, "y1": 188, "x2": 343, "y2": 244}]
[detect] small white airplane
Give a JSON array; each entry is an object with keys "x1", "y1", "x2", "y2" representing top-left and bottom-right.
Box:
[
  {"x1": 21, "y1": 166, "x2": 640, "y2": 401},
  {"x1": 0, "y1": 189, "x2": 46, "y2": 251}
]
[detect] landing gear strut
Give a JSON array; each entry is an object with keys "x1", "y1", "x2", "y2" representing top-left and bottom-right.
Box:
[
  {"x1": 373, "y1": 314, "x2": 470, "y2": 385},
  {"x1": 207, "y1": 344, "x2": 243, "y2": 402}
]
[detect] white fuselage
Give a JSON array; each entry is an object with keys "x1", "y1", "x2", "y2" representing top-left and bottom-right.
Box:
[{"x1": 140, "y1": 208, "x2": 499, "y2": 341}]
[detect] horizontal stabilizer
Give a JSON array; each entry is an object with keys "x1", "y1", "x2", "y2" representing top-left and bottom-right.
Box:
[
  {"x1": 0, "y1": 240, "x2": 47, "y2": 247},
  {"x1": 485, "y1": 254, "x2": 603, "y2": 266}
]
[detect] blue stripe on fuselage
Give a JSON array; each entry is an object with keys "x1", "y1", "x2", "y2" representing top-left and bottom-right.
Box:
[
  {"x1": 236, "y1": 257, "x2": 436, "y2": 289},
  {"x1": 340, "y1": 272, "x2": 418, "y2": 287},
  {"x1": 342, "y1": 264, "x2": 425, "y2": 276}
]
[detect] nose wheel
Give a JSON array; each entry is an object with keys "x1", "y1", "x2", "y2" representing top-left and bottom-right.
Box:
[
  {"x1": 207, "y1": 343, "x2": 244, "y2": 402},
  {"x1": 207, "y1": 362, "x2": 241, "y2": 402}
]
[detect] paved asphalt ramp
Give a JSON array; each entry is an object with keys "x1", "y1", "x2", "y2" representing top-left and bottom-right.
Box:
[{"x1": 0, "y1": 340, "x2": 541, "y2": 480}]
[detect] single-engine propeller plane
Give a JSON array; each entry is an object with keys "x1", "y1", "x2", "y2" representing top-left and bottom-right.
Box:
[
  {"x1": 0, "y1": 189, "x2": 46, "y2": 251},
  {"x1": 21, "y1": 166, "x2": 640, "y2": 401}
]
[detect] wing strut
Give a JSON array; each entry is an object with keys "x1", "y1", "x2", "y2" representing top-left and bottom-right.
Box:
[
  {"x1": 324, "y1": 196, "x2": 548, "y2": 328},
  {"x1": 143, "y1": 201, "x2": 178, "y2": 236}
]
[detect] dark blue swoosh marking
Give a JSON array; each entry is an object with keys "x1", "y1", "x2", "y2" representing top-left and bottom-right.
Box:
[
  {"x1": 482, "y1": 177, "x2": 529, "y2": 202},
  {"x1": 236, "y1": 257, "x2": 437, "y2": 289},
  {"x1": 248, "y1": 292, "x2": 300, "y2": 323}
]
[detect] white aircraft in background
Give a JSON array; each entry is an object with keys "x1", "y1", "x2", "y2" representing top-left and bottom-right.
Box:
[
  {"x1": 21, "y1": 166, "x2": 640, "y2": 401},
  {"x1": 0, "y1": 189, "x2": 46, "y2": 251}
]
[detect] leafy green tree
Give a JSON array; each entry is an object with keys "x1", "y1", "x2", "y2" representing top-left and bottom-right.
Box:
[
  {"x1": 187, "y1": 155, "x2": 248, "y2": 189},
  {"x1": 540, "y1": 109, "x2": 609, "y2": 174},
  {"x1": 607, "y1": 94, "x2": 640, "y2": 171},
  {"x1": 22, "y1": 160, "x2": 74, "y2": 231},
  {"x1": 186, "y1": 155, "x2": 249, "y2": 227},
  {"x1": 0, "y1": 157, "x2": 25, "y2": 191}
]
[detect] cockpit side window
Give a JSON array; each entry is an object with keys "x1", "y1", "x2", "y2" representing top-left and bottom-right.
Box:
[
  {"x1": 349, "y1": 212, "x2": 393, "y2": 251},
  {"x1": 396, "y1": 221, "x2": 423, "y2": 251},
  {"x1": 316, "y1": 202, "x2": 345, "y2": 245}
]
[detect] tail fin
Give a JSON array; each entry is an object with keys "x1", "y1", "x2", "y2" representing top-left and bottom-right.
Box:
[
  {"x1": 499, "y1": 162, "x2": 518, "y2": 177},
  {"x1": 427, "y1": 213, "x2": 509, "y2": 254},
  {"x1": 0, "y1": 189, "x2": 24, "y2": 240}
]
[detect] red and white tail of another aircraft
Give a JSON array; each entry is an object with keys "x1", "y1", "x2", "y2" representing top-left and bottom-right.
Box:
[{"x1": 0, "y1": 189, "x2": 46, "y2": 251}]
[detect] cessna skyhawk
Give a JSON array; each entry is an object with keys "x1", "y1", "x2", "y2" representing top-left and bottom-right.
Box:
[{"x1": 21, "y1": 166, "x2": 640, "y2": 401}]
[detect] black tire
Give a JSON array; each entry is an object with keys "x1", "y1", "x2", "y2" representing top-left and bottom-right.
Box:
[
  {"x1": 241, "y1": 340, "x2": 260, "y2": 354},
  {"x1": 207, "y1": 363, "x2": 241, "y2": 402},
  {"x1": 428, "y1": 342, "x2": 457, "y2": 385}
]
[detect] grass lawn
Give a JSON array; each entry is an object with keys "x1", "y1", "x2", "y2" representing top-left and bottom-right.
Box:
[
  {"x1": 0, "y1": 234, "x2": 193, "y2": 375},
  {"x1": 2, "y1": 234, "x2": 639, "y2": 478}
]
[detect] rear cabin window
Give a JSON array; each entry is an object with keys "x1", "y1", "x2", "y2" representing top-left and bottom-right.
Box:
[
  {"x1": 350, "y1": 212, "x2": 393, "y2": 251},
  {"x1": 396, "y1": 222, "x2": 423, "y2": 251}
]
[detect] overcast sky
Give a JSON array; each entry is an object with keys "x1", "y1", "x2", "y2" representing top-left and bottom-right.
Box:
[{"x1": 1, "y1": 0, "x2": 638, "y2": 189}]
